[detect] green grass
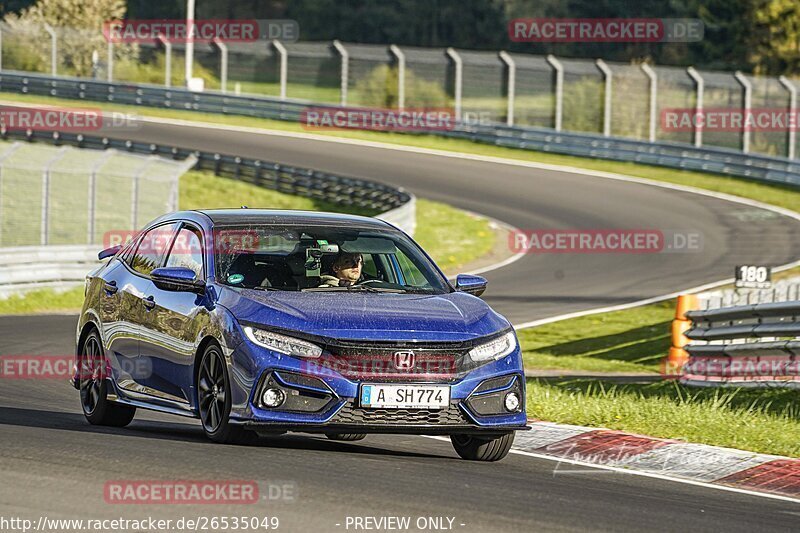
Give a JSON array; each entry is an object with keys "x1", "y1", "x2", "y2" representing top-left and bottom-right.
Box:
[
  {"x1": 526, "y1": 378, "x2": 800, "y2": 458},
  {"x1": 0, "y1": 169, "x2": 495, "y2": 314},
  {"x1": 0, "y1": 286, "x2": 85, "y2": 315},
  {"x1": 519, "y1": 301, "x2": 675, "y2": 374}
]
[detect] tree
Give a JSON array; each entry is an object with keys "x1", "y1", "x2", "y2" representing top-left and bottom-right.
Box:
[
  {"x1": 751, "y1": 0, "x2": 800, "y2": 74},
  {"x1": 4, "y1": 0, "x2": 127, "y2": 76}
]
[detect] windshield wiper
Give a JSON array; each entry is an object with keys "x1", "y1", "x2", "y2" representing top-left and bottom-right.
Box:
[
  {"x1": 302, "y1": 285, "x2": 404, "y2": 293},
  {"x1": 249, "y1": 286, "x2": 284, "y2": 291},
  {"x1": 346, "y1": 285, "x2": 404, "y2": 293}
]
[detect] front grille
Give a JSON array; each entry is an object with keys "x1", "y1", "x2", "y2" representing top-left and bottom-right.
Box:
[
  {"x1": 318, "y1": 343, "x2": 468, "y2": 382},
  {"x1": 331, "y1": 400, "x2": 471, "y2": 426}
]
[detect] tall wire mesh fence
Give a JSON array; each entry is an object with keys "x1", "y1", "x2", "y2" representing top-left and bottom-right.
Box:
[
  {"x1": 510, "y1": 54, "x2": 554, "y2": 128},
  {"x1": 458, "y1": 49, "x2": 506, "y2": 124},
  {"x1": 3, "y1": 23, "x2": 800, "y2": 158},
  {"x1": 0, "y1": 141, "x2": 191, "y2": 247}
]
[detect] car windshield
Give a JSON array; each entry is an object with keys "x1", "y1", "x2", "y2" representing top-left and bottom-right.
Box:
[{"x1": 213, "y1": 224, "x2": 451, "y2": 294}]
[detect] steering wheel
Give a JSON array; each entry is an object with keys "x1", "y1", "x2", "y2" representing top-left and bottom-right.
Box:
[{"x1": 355, "y1": 279, "x2": 384, "y2": 286}]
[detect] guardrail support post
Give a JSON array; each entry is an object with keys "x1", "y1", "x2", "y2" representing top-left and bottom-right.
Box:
[
  {"x1": 106, "y1": 41, "x2": 113, "y2": 82},
  {"x1": 43, "y1": 23, "x2": 57, "y2": 76},
  {"x1": 390, "y1": 44, "x2": 405, "y2": 110},
  {"x1": 596, "y1": 59, "x2": 612, "y2": 137},
  {"x1": 734, "y1": 71, "x2": 752, "y2": 154},
  {"x1": 213, "y1": 38, "x2": 228, "y2": 94},
  {"x1": 687, "y1": 67, "x2": 704, "y2": 147},
  {"x1": 332, "y1": 40, "x2": 348, "y2": 106},
  {"x1": 546, "y1": 54, "x2": 563, "y2": 132},
  {"x1": 779, "y1": 75, "x2": 797, "y2": 159},
  {"x1": 273, "y1": 40, "x2": 288, "y2": 100},
  {"x1": 499, "y1": 51, "x2": 515, "y2": 126},
  {"x1": 641, "y1": 63, "x2": 657, "y2": 142},
  {"x1": 446, "y1": 48, "x2": 462, "y2": 121}
]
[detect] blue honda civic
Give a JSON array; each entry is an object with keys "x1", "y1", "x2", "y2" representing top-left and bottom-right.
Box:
[{"x1": 73, "y1": 209, "x2": 527, "y2": 461}]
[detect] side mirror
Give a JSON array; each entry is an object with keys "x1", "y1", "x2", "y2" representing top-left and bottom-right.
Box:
[
  {"x1": 98, "y1": 245, "x2": 122, "y2": 260},
  {"x1": 455, "y1": 274, "x2": 487, "y2": 297},
  {"x1": 151, "y1": 267, "x2": 205, "y2": 293}
]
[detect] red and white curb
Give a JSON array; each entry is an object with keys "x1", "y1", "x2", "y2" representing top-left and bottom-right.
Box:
[{"x1": 510, "y1": 421, "x2": 800, "y2": 502}]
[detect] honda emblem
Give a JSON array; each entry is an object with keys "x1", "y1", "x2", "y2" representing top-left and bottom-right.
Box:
[{"x1": 393, "y1": 351, "x2": 415, "y2": 370}]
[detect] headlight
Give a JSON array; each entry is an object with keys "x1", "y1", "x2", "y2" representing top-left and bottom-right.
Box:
[
  {"x1": 468, "y1": 331, "x2": 517, "y2": 362},
  {"x1": 243, "y1": 327, "x2": 322, "y2": 359}
]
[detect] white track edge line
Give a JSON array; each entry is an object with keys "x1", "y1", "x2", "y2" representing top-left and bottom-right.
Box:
[{"x1": 423, "y1": 435, "x2": 800, "y2": 505}]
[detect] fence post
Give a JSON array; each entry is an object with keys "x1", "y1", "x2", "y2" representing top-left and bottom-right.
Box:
[
  {"x1": 596, "y1": 59, "x2": 612, "y2": 136},
  {"x1": 499, "y1": 51, "x2": 515, "y2": 126},
  {"x1": 779, "y1": 76, "x2": 796, "y2": 159},
  {"x1": 734, "y1": 71, "x2": 752, "y2": 153},
  {"x1": 107, "y1": 41, "x2": 113, "y2": 82},
  {"x1": 131, "y1": 158, "x2": 156, "y2": 230},
  {"x1": 641, "y1": 63, "x2": 657, "y2": 142},
  {"x1": 157, "y1": 35, "x2": 172, "y2": 88},
  {"x1": 0, "y1": 143, "x2": 23, "y2": 245},
  {"x1": 43, "y1": 23, "x2": 57, "y2": 76},
  {"x1": 41, "y1": 148, "x2": 67, "y2": 245},
  {"x1": 687, "y1": 67, "x2": 704, "y2": 147},
  {"x1": 88, "y1": 150, "x2": 114, "y2": 244},
  {"x1": 332, "y1": 40, "x2": 348, "y2": 106},
  {"x1": 546, "y1": 54, "x2": 563, "y2": 132},
  {"x1": 446, "y1": 48, "x2": 462, "y2": 121},
  {"x1": 213, "y1": 38, "x2": 228, "y2": 93},
  {"x1": 390, "y1": 44, "x2": 405, "y2": 110},
  {"x1": 273, "y1": 40, "x2": 288, "y2": 100}
]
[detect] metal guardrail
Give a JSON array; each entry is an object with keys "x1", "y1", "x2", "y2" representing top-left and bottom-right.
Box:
[
  {"x1": 680, "y1": 303, "x2": 800, "y2": 388},
  {"x1": 0, "y1": 128, "x2": 415, "y2": 297},
  {"x1": 1, "y1": 71, "x2": 798, "y2": 187}
]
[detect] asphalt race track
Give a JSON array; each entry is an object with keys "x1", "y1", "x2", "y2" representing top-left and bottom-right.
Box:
[
  {"x1": 0, "y1": 317, "x2": 798, "y2": 532},
  {"x1": 2, "y1": 121, "x2": 800, "y2": 531}
]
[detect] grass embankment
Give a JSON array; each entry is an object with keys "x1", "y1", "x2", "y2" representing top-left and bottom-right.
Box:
[
  {"x1": 0, "y1": 170, "x2": 495, "y2": 315},
  {"x1": 526, "y1": 378, "x2": 800, "y2": 458}
]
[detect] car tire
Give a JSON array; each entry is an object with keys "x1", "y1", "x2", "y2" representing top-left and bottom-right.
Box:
[
  {"x1": 325, "y1": 433, "x2": 367, "y2": 441},
  {"x1": 197, "y1": 343, "x2": 257, "y2": 445},
  {"x1": 79, "y1": 330, "x2": 136, "y2": 427},
  {"x1": 450, "y1": 432, "x2": 515, "y2": 461}
]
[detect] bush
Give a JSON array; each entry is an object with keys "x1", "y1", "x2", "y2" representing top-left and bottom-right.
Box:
[{"x1": 352, "y1": 64, "x2": 450, "y2": 108}]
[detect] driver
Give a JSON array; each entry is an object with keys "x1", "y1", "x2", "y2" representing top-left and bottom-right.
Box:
[{"x1": 318, "y1": 252, "x2": 363, "y2": 287}]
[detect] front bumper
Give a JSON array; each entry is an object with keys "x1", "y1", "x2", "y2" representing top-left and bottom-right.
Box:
[{"x1": 228, "y1": 342, "x2": 529, "y2": 435}]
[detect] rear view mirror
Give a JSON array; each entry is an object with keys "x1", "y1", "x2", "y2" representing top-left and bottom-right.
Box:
[
  {"x1": 455, "y1": 274, "x2": 488, "y2": 297},
  {"x1": 151, "y1": 267, "x2": 206, "y2": 293},
  {"x1": 98, "y1": 245, "x2": 122, "y2": 260}
]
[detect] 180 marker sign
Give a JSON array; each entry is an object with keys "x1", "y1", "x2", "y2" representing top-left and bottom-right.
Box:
[{"x1": 735, "y1": 265, "x2": 771, "y2": 289}]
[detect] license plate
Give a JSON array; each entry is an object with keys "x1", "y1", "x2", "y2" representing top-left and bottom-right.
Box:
[{"x1": 360, "y1": 384, "x2": 450, "y2": 409}]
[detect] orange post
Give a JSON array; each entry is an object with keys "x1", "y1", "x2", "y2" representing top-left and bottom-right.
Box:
[{"x1": 665, "y1": 294, "x2": 698, "y2": 375}]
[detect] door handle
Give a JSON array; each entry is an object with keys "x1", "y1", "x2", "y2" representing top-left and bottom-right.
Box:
[
  {"x1": 142, "y1": 295, "x2": 156, "y2": 310},
  {"x1": 103, "y1": 280, "x2": 118, "y2": 295}
]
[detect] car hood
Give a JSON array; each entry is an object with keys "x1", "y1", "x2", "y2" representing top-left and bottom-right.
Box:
[{"x1": 217, "y1": 287, "x2": 510, "y2": 342}]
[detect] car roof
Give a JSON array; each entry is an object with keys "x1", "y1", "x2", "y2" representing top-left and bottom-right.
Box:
[{"x1": 193, "y1": 209, "x2": 392, "y2": 229}]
